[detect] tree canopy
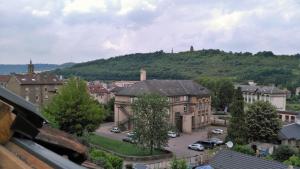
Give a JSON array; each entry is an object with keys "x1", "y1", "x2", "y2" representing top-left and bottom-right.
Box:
[
  {"x1": 227, "y1": 87, "x2": 247, "y2": 144},
  {"x1": 55, "y1": 49, "x2": 300, "y2": 90},
  {"x1": 43, "y1": 77, "x2": 105, "y2": 136},
  {"x1": 245, "y1": 101, "x2": 281, "y2": 142},
  {"x1": 132, "y1": 93, "x2": 170, "y2": 154}
]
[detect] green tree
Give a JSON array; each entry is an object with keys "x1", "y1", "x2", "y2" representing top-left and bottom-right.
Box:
[
  {"x1": 43, "y1": 77, "x2": 105, "y2": 136},
  {"x1": 245, "y1": 101, "x2": 281, "y2": 142},
  {"x1": 227, "y1": 87, "x2": 247, "y2": 144},
  {"x1": 284, "y1": 155, "x2": 300, "y2": 167},
  {"x1": 171, "y1": 157, "x2": 188, "y2": 169},
  {"x1": 272, "y1": 145, "x2": 297, "y2": 162},
  {"x1": 217, "y1": 80, "x2": 234, "y2": 111},
  {"x1": 233, "y1": 145, "x2": 255, "y2": 156},
  {"x1": 132, "y1": 93, "x2": 169, "y2": 154}
]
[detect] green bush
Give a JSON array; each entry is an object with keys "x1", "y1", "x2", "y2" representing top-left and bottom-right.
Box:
[
  {"x1": 272, "y1": 145, "x2": 297, "y2": 162},
  {"x1": 171, "y1": 157, "x2": 188, "y2": 169},
  {"x1": 284, "y1": 155, "x2": 300, "y2": 167},
  {"x1": 89, "y1": 148, "x2": 123, "y2": 169},
  {"x1": 233, "y1": 145, "x2": 255, "y2": 156}
]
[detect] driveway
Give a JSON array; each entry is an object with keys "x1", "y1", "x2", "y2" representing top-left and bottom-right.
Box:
[{"x1": 95, "y1": 122, "x2": 227, "y2": 158}]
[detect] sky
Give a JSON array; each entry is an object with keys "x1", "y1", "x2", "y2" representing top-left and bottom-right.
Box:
[{"x1": 0, "y1": 0, "x2": 300, "y2": 64}]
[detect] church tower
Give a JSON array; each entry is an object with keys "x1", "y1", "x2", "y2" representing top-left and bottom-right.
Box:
[{"x1": 28, "y1": 60, "x2": 34, "y2": 74}]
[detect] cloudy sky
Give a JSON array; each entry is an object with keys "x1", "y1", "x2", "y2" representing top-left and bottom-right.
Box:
[{"x1": 0, "y1": 0, "x2": 300, "y2": 64}]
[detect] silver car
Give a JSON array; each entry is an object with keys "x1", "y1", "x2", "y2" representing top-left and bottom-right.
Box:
[{"x1": 188, "y1": 143, "x2": 204, "y2": 151}]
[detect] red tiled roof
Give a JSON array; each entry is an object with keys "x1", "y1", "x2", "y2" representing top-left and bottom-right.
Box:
[
  {"x1": 0, "y1": 75, "x2": 10, "y2": 83},
  {"x1": 88, "y1": 84, "x2": 109, "y2": 94},
  {"x1": 14, "y1": 73, "x2": 63, "y2": 85}
]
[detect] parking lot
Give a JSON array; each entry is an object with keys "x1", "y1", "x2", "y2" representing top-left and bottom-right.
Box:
[{"x1": 95, "y1": 122, "x2": 227, "y2": 158}]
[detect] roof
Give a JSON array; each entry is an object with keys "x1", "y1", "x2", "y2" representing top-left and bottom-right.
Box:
[
  {"x1": 88, "y1": 84, "x2": 109, "y2": 94},
  {"x1": 278, "y1": 110, "x2": 300, "y2": 115},
  {"x1": 0, "y1": 86, "x2": 44, "y2": 121},
  {"x1": 116, "y1": 80, "x2": 210, "y2": 97},
  {"x1": 0, "y1": 75, "x2": 10, "y2": 83},
  {"x1": 279, "y1": 123, "x2": 300, "y2": 140},
  {"x1": 12, "y1": 138, "x2": 86, "y2": 169},
  {"x1": 236, "y1": 85, "x2": 286, "y2": 95},
  {"x1": 210, "y1": 149, "x2": 298, "y2": 169},
  {"x1": 13, "y1": 73, "x2": 63, "y2": 85},
  {"x1": 36, "y1": 125, "x2": 87, "y2": 155}
]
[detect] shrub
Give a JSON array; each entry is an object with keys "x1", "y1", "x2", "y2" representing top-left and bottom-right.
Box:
[
  {"x1": 233, "y1": 145, "x2": 255, "y2": 156},
  {"x1": 89, "y1": 148, "x2": 123, "y2": 169},
  {"x1": 284, "y1": 155, "x2": 300, "y2": 167},
  {"x1": 272, "y1": 145, "x2": 297, "y2": 162},
  {"x1": 171, "y1": 157, "x2": 188, "y2": 169}
]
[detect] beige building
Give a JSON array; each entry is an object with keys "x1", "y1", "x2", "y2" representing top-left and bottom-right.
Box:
[
  {"x1": 88, "y1": 82, "x2": 110, "y2": 104},
  {"x1": 114, "y1": 71, "x2": 211, "y2": 133},
  {"x1": 0, "y1": 75, "x2": 10, "y2": 87},
  {"x1": 237, "y1": 83, "x2": 287, "y2": 111},
  {"x1": 5, "y1": 61, "x2": 63, "y2": 107},
  {"x1": 278, "y1": 110, "x2": 299, "y2": 124}
]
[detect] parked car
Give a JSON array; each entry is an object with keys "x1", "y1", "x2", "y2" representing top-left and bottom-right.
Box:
[
  {"x1": 212, "y1": 128, "x2": 224, "y2": 134},
  {"x1": 195, "y1": 141, "x2": 215, "y2": 149},
  {"x1": 168, "y1": 131, "x2": 180, "y2": 138},
  {"x1": 110, "y1": 127, "x2": 121, "y2": 133},
  {"x1": 209, "y1": 138, "x2": 224, "y2": 145},
  {"x1": 188, "y1": 143, "x2": 204, "y2": 151},
  {"x1": 122, "y1": 137, "x2": 137, "y2": 144},
  {"x1": 127, "y1": 131, "x2": 136, "y2": 137}
]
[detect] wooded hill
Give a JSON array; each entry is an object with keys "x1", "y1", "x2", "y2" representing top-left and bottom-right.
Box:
[{"x1": 54, "y1": 49, "x2": 300, "y2": 89}]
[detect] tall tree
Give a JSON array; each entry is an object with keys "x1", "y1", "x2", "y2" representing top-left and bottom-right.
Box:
[
  {"x1": 227, "y1": 87, "x2": 247, "y2": 144},
  {"x1": 43, "y1": 77, "x2": 105, "y2": 136},
  {"x1": 246, "y1": 101, "x2": 281, "y2": 142},
  {"x1": 217, "y1": 80, "x2": 234, "y2": 111},
  {"x1": 132, "y1": 93, "x2": 169, "y2": 154}
]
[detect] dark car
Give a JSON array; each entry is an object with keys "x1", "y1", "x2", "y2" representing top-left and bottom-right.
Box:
[
  {"x1": 122, "y1": 137, "x2": 137, "y2": 144},
  {"x1": 195, "y1": 140, "x2": 215, "y2": 149}
]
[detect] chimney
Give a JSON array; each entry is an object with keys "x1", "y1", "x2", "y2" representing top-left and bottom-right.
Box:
[{"x1": 140, "y1": 68, "x2": 146, "y2": 81}]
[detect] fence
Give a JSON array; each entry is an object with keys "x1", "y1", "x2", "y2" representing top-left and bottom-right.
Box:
[{"x1": 146, "y1": 154, "x2": 209, "y2": 169}]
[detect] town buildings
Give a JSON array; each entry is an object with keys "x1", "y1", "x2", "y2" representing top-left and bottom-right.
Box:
[
  {"x1": 0, "y1": 75, "x2": 10, "y2": 87},
  {"x1": 236, "y1": 82, "x2": 287, "y2": 111},
  {"x1": 88, "y1": 81, "x2": 110, "y2": 104},
  {"x1": 114, "y1": 70, "x2": 211, "y2": 133},
  {"x1": 278, "y1": 110, "x2": 299, "y2": 124},
  {"x1": 4, "y1": 61, "x2": 63, "y2": 107}
]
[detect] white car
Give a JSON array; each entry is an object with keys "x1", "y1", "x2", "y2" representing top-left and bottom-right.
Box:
[
  {"x1": 209, "y1": 138, "x2": 224, "y2": 145},
  {"x1": 110, "y1": 127, "x2": 121, "y2": 133},
  {"x1": 212, "y1": 129, "x2": 224, "y2": 134},
  {"x1": 127, "y1": 131, "x2": 136, "y2": 137},
  {"x1": 168, "y1": 131, "x2": 179, "y2": 138},
  {"x1": 188, "y1": 144, "x2": 204, "y2": 151}
]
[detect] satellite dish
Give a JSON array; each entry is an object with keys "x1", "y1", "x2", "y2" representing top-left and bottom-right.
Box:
[{"x1": 226, "y1": 141, "x2": 234, "y2": 148}]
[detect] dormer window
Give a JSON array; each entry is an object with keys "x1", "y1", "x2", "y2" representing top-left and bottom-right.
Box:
[
  {"x1": 21, "y1": 78, "x2": 26, "y2": 81},
  {"x1": 32, "y1": 78, "x2": 36, "y2": 81},
  {"x1": 53, "y1": 79, "x2": 57, "y2": 82}
]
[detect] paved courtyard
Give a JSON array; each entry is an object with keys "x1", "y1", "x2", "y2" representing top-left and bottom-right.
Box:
[{"x1": 95, "y1": 122, "x2": 227, "y2": 158}]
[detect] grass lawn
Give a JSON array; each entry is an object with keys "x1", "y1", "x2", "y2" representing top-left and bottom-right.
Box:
[{"x1": 88, "y1": 134, "x2": 168, "y2": 156}]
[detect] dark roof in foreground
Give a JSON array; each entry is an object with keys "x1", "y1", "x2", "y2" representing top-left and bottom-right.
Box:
[
  {"x1": 116, "y1": 80, "x2": 210, "y2": 97},
  {"x1": 13, "y1": 138, "x2": 86, "y2": 169},
  {"x1": 236, "y1": 85, "x2": 286, "y2": 94},
  {"x1": 279, "y1": 123, "x2": 300, "y2": 140},
  {"x1": 0, "y1": 86, "x2": 44, "y2": 120},
  {"x1": 210, "y1": 149, "x2": 298, "y2": 169}
]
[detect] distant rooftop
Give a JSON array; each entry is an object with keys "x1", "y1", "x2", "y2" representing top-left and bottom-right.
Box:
[
  {"x1": 13, "y1": 73, "x2": 63, "y2": 85},
  {"x1": 116, "y1": 80, "x2": 210, "y2": 97},
  {"x1": 279, "y1": 123, "x2": 300, "y2": 140},
  {"x1": 236, "y1": 84, "x2": 286, "y2": 94}
]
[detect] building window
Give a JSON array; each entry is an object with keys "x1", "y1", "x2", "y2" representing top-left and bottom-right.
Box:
[
  {"x1": 184, "y1": 104, "x2": 187, "y2": 112},
  {"x1": 25, "y1": 87, "x2": 29, "y2": 92},
  {"x1": 175, "y1": 96, "x2": 180, "y2": 102},
  {"x1": 285, "y1": 115, "x2": 289, "y2": 122},
  {"x1": 45, "y1": 95, "x2": 48, "y2": 100},
  {"x1": 45, "y1": 87, "x2": 48, "y2": 92},
  {"x1": 35, "y1": 96, "x2": 39, "y2": 102},
  {"x1": 291, "y1": 116, "x2": 295, "y2": 123},
  {"x1": 25, "y1": 96, "x2": 29, "y2": 101},
  {"x1": 183, "y1": 96, "x2": 188, "y2": 101},
  {"x1": 279, "y1": 115, "x2": 282, "y2": 120}
]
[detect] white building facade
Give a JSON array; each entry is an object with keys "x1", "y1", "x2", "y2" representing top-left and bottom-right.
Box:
[{"x1": 237, "y1": 84, "x2": 286, "y2": 111}]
